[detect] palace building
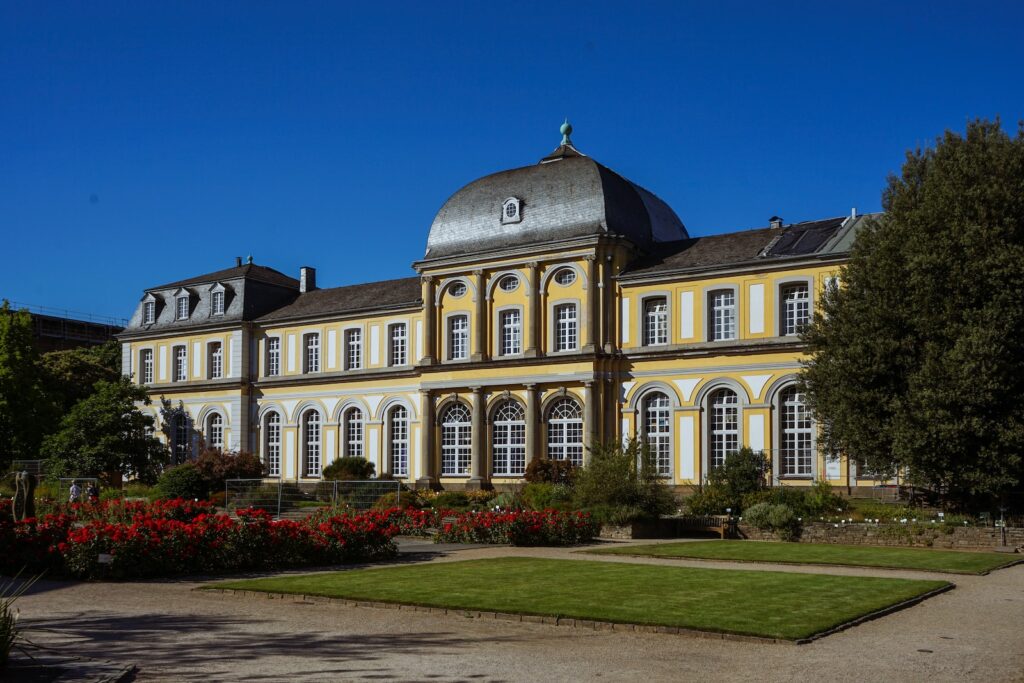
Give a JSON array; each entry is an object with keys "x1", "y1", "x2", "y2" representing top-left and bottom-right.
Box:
[{"x1": 118, "y1": 123, "x2": 874, "y2": 491}]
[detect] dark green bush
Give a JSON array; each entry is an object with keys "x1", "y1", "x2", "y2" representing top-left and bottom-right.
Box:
[
  {"x1": 741, "y1": 480, "x2": 849, "y2": 518},
  {"x1": 743, "y1": 502, "x2": 801, "y2": 541},
  {"x1": 687, "y1": 447, "x2": 768, "y2": 514},
  {"x1": 521, "y1": 482, "x2": 573, "y2": 511},
  {"x1": 155, "y1": 463, "x2": 209, "y2": 500},
  {"x1": 322, "y1": 456, "x2": 376, "y2": 481},
  {"x1": 524, "y1": 458, "x2": 577, "y2": 485},
  {"x1": 432, "y1": 491, "x2": 471, "y2": 510},
  {"x1": 572, "y1": 440, "x2": 677, "y2": 521}
]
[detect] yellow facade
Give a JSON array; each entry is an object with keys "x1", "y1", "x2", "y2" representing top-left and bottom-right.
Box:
[{"x1": 119, "y1": 135, "x2": 876, "y2": 491}]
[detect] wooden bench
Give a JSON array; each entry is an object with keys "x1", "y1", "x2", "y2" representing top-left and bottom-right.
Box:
[{"x1": 675, "y1": 515, "x2": 736, "y2": 539}]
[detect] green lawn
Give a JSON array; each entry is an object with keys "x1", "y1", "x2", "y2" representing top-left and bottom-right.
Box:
[
  {"x1": 586, "y1": 540, "x2": 1018, "y2": 574},
  {"x1": 208, "y1": 557, "x2": 949, "y2": 640}
]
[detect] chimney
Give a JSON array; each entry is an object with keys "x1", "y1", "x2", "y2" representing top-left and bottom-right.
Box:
[
  {"x1": 851, "y1": 207, "x2": 858, "y2": 219},
  {"x1": 769, "y1": 216, "x2": 783, "y2": 229},
  {"x1": 300, "y1": 266, "x2": 317, "y2": 293},
  {"x1": 235, "y1": 256, "x2": 242, "y2": 267}
]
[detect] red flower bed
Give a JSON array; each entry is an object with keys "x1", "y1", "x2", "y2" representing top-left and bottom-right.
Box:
[
  {"x1": 434, "y1": 509, "x2": 599, "y2": 546},
  {"x1": 1, "y1": 499, "x2": 398, "y2": 579}
]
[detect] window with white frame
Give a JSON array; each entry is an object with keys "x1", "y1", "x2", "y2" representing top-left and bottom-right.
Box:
[
  {"x1": 643, "y1": 392, "x2": 672, "y2": 476},
  {"x1": 208, "y1": 342, "x2": 223, "y2": 379},
  {"x1": 212, "y1": 290, "x2": 225, "y2": 316},
  {"x1": 143, "y1": 301, "x2": 156, "y2": 324},
  {"x1": 304, "y1": 333, "x2": 320, "y2": 373},
  {"x1": 140, "y1": 349, "x2": 154, "y2": 384},
  {"x1": 264, "y1": 411, "x2": 281, "y2": 477},
  {"x1": 499, "y1": 309, "x2": 521, "y2": 356},
  {"x1": 448, "y1": 315, "x2": 469, "y2": 360},
  {"x1": 173, "y1": 345, "x2": 187, "y2": 382},
  {"x1": 303, "y1": 410, "x2": 321, "y2": 477},
  {"x1": 389, "y1": 406, "x2": 409, "y2": 476},
  {"x1": 266, "y1": 337, "x2": 281, "y2": 376},
  {"x1": 345, "y1": 329, "x2": 362, "y2": 370},
  {"x1": 176, "y1": 295, "x2": 189, "y2": 320},
  {"x1": 554, "y1": 303, "x2": 578, "y2": 351},
  {"x1": 344, "y1": 408, "x2": 364, "y2": 458},
  {"x1": 709, "y1": 388, "x2": 739, "y2": 468},
  {"x1": 781, "y1": 283, "x2": 810, "y2": 336},
  {"x1": 449, "y1": 281, "x2": 467, "y2": 298},
  {"x1": 206, "y1": 413, "x2": 224, "y2": 450},
  {"x1": 441, "y1": 403, "x2": 472, "y2": 476},
  {"x1": 709, "y1": 289, "x2": 736, "y2": 341},
  {"x1": 553, "y1": 268, "x2": 576, "y2": 286},
  {"x1": 389, "y1": 323, "x2": 407, "y2": 366},
  {"x1": 643, "y1": 297, "x2": 669, "y2": 346},
  {"x1": 498, "y1": 275, "x2": 519, "y2": 292},
  {"x1": 492, "y1": 400, "x2": 526, "y2": 476},
  {"x1": 547, "y1": 398, "x2": 583, "y2": 466},
  {"x1": 780, "y1": 386, "x2": 814, "y2": 477},
  {"x1": 172, "y1": 414, "x2": 191, "y2": 463}
]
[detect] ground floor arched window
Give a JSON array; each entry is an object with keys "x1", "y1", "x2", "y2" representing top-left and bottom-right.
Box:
[
  {"x1": 302, "y1": 410, "x2": 321, "y2": 477},
  {"x1": 709, "y1": 388, "x2": 739, "y2": 468},
  {"x1": 344, "y1": 408, "x2": 364, "y2": 458},
  {"x1": 642, "y1": 392, "x2": 672, "y2": 476},
  {"x1": 206, "y1": 413, "x2": 223, "y2": 451},
  {"x1": 389, "y1": 406, "x2": 409, "y2": 476},
  {"x1": 492, "y1": 400, "x2": 526, "y2": 476},
  {"x1": 264, "y1": 411, "x2": 281, "y2": 477},
  {"x1": 441, "y1": 403, "x2": 472, "y2": 476},
  {"x1": 779, "y1": 386, "x2": 813, "y2": 477},
  {"x1": 171, "y1": 414, "x2": 192, "y2": 464},
  {"x1": 546, "y1": 398, "x2": 583, "y2": 466}
]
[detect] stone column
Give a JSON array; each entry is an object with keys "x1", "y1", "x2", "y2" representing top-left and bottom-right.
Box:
[
  {"x1": 584, "y1": 255, "x2": 598, "y2": 352},
  {"x1": 524, "y1": 261, "x2": 540, "y2": 358},
  {"x1": 602, "y1": 255, "x2": 615, "y2": 354},
  {"x1": 468, "y1": 386, "x2": 486, "y2": 488},
  {"x1": 525, "y1": 384, "x2": 539, "y2": 465},
  {"x1": 421, "y1": 276, "x2": 436, "y2": 365},
  {"x1": 472, "y1": 269, "x2": 487, "y2": 361},
  {"x1": 416, "y1": 390, "x2": 435, "y2": 488},
  {"x1": 583, "y1": 380, "x2": 598, "y2": 463}
]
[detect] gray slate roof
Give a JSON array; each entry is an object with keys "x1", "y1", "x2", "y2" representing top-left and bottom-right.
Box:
[
  {"x1": 621, "y1": 215, "x2": 870, "y2": 279},
  {"x1": 424, "y1": 149, "x2": 687, "y2": 259},
  {"x1": 257, "y1": 277, "x2": 422, "y2": 322},
  {"x1": 153, "y1": 264, "x2": 298, "y2": 290}
]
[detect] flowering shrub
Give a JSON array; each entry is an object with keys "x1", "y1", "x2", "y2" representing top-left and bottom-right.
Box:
[
  {"x1": 0, "y1": 499, "x2": 397, "y2": 580},
  {"x1": 435, "y1": 509, "x2": 599, "y2": 546}
]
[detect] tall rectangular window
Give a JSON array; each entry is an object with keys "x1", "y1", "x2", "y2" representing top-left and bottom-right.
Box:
[
  {"x1": 304, "y1": 333, "x2": 320, "y2": 373},
  {"x1": 554, "y1": 303, "x2": 577, "y2": 352},
  {"x1": 143, "y1": 301, "x2": 156, "y2": 324},
  {"x1": 266, "y1": 337, "x2": 280, "y2": 376},
  {"x1": 212, "y1": 290, "x2": 225, "y2": 315},
  {"x1": 208, "y1": 342, "x2": 223, "y2": 379},
  {"x1": 176, "y1": 296, "x2": 189, "y2": 320},
  {"x1": 709, "y1": 290, "x2": 736, "y2": 341},
  {"x1": 389, "y1": 323, "x2": 407, "y2": 366},
  {"x1": 448, "y1": 315, "x2": 468, "y2": 360},
  {"x1": 345, "y1": 329, "x2": 362, "y2": 370},
  {"x1": 173, "y1": 345, "x2": 187, "y2": 382},
  {"x1": 643, "y1": 297, "x2": 668, "y2": 346},
  {"x1": 781, "y1": 283, "x2": 810, "y2": 336},
  {"x1": 500, "y1": 309, "x2": 521, "y2": 356},
  {"x1": 265, "y1": 413, "x2": 281, "y2": 477},
  {"x1": 140, "y1": 349, "x2": 154, "y2": 384}
]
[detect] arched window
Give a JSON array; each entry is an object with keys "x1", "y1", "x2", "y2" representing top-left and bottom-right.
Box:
[
  {"x1": 388, "y1": 406, "x2": 409, "y2": 476},
  {"x1": 709, "y1": 389, "x2": 739, "y2": 468},
  {"x1": 206, "y1": 413, "x2": 223, "y2": 451},
  {"x1": 303, "y1": 410, "x2": 321, "y2": 477},
  {"x1": 264, "y1": 411, "x2": 281, "y2": 477},
  {"x1": 171, "y1": 414, "x2": 192, "y2": 464},
  {"x1": 642, "y1": 392, "x2": 672, "y2": 476},
  {"x1": 492, "y1": 400, "x2": 526, "y2": 476},
  {"x1": 547, "y1": 398, "x2": 583, "y2": 466},
  {"x1": 441, "y1": 403, "x2": 472, "y2": 476},
  {"x1": 780, "y1": 386, "x2": 813, "y2": 477},
  {"x1": 344, "y1": 408, "x2": 364, "y2": 458}
]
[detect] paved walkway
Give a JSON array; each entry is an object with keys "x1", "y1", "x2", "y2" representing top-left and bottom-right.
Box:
[{"x1": 13, "y1": 540, "x2": 1024, "y2": 682}]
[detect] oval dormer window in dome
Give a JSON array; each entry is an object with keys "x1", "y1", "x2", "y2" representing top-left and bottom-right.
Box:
[
  {"x1": 501, "y1": 197, "x2": 522, "y2": 224},
  {"x1": 449, "y1": 281, "x2": 468, "y2": 298},
  {"x1": 553, "y1": 268, "x2": 576, "y2": 286}
]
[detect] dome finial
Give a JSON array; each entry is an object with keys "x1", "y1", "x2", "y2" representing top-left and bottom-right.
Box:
[{"x1": 560, "y1": 118, "x2": 573, "y2": 146}]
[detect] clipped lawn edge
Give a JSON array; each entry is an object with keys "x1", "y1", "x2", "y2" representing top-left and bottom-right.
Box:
[
  {"x1": 197, "y1": 580, "x2": 955, "y2": 645},
  {"x1": 580, "y1": 548, "x2": 1023, "y2": 576}
]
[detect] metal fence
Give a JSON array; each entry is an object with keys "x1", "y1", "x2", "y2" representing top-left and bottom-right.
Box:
[
  {"x1": 10, "y1": 459, "x2": 47, "y2": 476},
  {"x1": 224, "y1": 479, "x2": 401, "y2": 520}
]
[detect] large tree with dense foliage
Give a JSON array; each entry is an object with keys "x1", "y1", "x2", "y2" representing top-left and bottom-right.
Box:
[
  {"x1": 801, "y1": 119, "x2": 1024, "y2": 509},
  {"x1": 41, "y1": 377, "x2": 168, "y2": 484},
  {"x1": 41, "y1": 340, "x2": 122, "y2": 416},
  {"x1": 0, "y1": 301, "x2": 52, "y2": 470}
]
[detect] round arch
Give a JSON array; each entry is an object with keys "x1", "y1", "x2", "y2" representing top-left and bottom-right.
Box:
[
  {"x1": 485, "y1": 393, "x2": 525, "y2": 423},
  {"x1": 763, "y1": 373, "x2": 801, "y2": 406},
  {"x1": 540, "y1": 389, "x2": 586, "y2": 417},
  {"x1": 692, "y1": 377, "x2": 752, "y2": 408},
  {"x1": 375, "y1": 395, "x2": 418, "y2": 423},
  {"x1": 435, "y1": 395, "x2": 472, "y2": 425},
  {"x1": 331, "y1": 397, "x2": 371, "y2": 424},
  {"x1": 290, "y1": 399, "x2": 327, "y2": 424},
  {"x1": 435, "y1": 276, "x2": 478, "y2": 305},
  {"x1": 540, "y1": 262, "x2": 588, "y2": 294},
  {"x1": 257, "y1": 402, "x2": 288, "y2": 426},
  {"x1": 485, "y1": 269, "x2": 527, "y2": 300},
  {"x1": 625, "y1": 381, "x2": 682, "y2": 412}
]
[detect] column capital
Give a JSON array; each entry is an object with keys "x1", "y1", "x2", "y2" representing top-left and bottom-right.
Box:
[
  {"x1": 584, "y1": 254, "x2": 597, "y2": 262},
  {"x1": 422, "y1": 275, "x2": 435, "y2": 284},
  {"x1": 523, "y1": 383, "x2": 537, "y2": 390},
  {"x1": 419, "y1": 388, "x2": 433, "y2": 396},
  {"x1": 470, "y1": 385, "x2": 484, "y2": 394},
  {"x1": 526, "y1": 260, "x2": 540, "y2": 270},
  {"x1": 472, "y1": 268, "x2": 485, "y2": 277}
]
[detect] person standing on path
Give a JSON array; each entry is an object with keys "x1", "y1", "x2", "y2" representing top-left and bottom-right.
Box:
[{"x1": 69, "y1": 480, "x2": 81, "y2": 503}]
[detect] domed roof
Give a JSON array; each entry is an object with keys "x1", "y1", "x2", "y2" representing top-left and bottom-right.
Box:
[{"x1": 424, "y1": 127, "x2": 687, "y2": 259}]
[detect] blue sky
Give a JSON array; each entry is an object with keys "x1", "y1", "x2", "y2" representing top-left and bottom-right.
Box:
[{"x1": 2, "y1": 1, "x2": 1023, "y2": 320}]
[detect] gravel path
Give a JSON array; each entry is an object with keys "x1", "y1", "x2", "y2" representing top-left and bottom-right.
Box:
[{"x1": 13, "y1": 541, "x2": 1024, "y2": 682}]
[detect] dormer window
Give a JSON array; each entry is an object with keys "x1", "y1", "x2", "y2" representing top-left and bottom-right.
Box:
[
  {"x1": 143, "y1": 300, "x2": 156, "y2": 324},
  {"x1": 212, "y1": 290, "x2": 225, "y2": 315},
  {"x1": 501, "y1": 197, "x2": 522, "y2": 224},
  {"x1": 176, "y1": 295, "x2": 189, "y2": 320}
]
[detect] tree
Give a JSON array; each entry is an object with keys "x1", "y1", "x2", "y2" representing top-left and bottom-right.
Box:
[
  {"x1": 40, "y1": 340, "x2": 122, "y2": 416},
  {"x1": 572, "y1": 440, "x2": 677, "y2": 523},
  {"x1": 801, "y1": 119, "x2": 1024, "y2": 509},
  {"x1": 42, "y1": 377, "x2": 168, "y2": 485},
  {"x1": 0, "y1": 301, "x2": 52, "y2": 470}
]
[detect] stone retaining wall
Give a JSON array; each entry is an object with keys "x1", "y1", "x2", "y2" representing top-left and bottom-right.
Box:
[{"x1": 737, "y1": 521, "x2": 1024, "y2": 551}]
